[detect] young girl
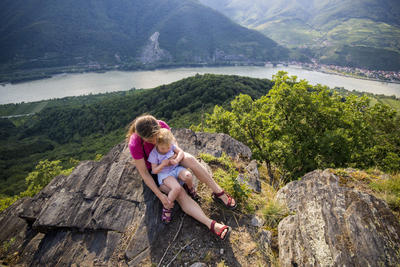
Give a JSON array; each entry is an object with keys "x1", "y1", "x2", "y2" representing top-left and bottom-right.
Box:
[{"x1": 148, "y1": 128, "x2": 197, "y2": 223}]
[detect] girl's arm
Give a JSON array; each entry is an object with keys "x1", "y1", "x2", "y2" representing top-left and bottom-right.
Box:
[
  {"x1": 134, "y1": 158, "x2": 173, "y2": 209},
  {"x1": 170, "y1": 145, "x2": 184, "y2": 165},
  {"x1": 151, "y1": 159, "x2": 169, "y2": 174}
]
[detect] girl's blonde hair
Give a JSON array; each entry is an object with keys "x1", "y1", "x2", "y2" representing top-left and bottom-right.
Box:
[
  {"x1": 126, "y1": 114, "x2": 160, "y2": 140},
  {"x1": 156, "y1": 128, "x2": 175, "y2": 146}
]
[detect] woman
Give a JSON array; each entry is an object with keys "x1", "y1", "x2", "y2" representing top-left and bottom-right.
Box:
[{"x1": 127, "y1": 115, "x2": 236, "y2": 240}]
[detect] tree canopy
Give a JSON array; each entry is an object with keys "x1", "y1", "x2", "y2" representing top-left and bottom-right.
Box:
[{"x1": 197, "y1": 71, "x2": 400, "y2": 183}]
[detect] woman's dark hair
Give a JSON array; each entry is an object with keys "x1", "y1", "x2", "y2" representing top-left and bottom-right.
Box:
[{"x1": 126, "y1": 114, "x2": 160, "y2": 140}]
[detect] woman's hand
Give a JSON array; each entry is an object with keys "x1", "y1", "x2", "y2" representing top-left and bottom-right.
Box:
[{"x1": 159, "y1": 194, "x2": 174, "y2": 209}]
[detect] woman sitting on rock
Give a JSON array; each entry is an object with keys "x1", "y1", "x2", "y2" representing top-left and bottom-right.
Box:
[{"x1": 127, "y1": 114, "x2": 236, "y2": 240}]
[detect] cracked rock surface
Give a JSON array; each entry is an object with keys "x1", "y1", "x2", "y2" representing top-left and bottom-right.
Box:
[{"x1": 277, "y1": 169, "x2": 400, "y2": 267}]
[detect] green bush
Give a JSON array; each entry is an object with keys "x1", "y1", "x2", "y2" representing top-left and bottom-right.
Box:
[{"x1": 199, "y1": 153, "x2": 251, "y2": 206}]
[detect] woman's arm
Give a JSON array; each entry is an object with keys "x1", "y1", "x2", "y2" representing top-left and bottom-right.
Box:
[{"x1": 134, "y1": 158, "x2": 173, "y2": 209}]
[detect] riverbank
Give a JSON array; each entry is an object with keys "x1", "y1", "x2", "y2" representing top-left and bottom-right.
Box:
[
  {"x1": 292, "y1": 62, "x2": 400, "y2": 85},
  {"x1": 3, "y1": 61, "x2": 399, "y2": 86},
  {"x1": 318, "y1": 68, "x2": 400, "y2": 85},
  {"x1": 0, "y1": 62, "x2": 266, "y2": 85}
]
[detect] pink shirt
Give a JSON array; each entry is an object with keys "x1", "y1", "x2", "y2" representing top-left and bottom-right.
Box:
[{"x1": 128, "y1": 120, "x2": 170, "y2": 170}]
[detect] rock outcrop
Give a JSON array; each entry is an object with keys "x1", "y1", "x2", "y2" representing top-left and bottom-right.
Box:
[
  {"x1": 277, "y1": 169, "x2": 400, "y2": 267},
  {"x1": 139, "y1": 32, "x2": 172, "y2": 64},
  {"x1": 172, "y1": 129, "x2": 252, "y2": 160},
  {"x1": 0, "y1": 129, "x2": 251, "y2": 266}
]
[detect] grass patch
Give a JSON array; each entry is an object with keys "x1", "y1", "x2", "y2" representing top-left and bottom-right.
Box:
[
  {"x1": 332, "y1": 168, "x2": 400, "y2": 217},
  {"x1": 369, "y1": 173, "x2": 400, "y2": 212}
]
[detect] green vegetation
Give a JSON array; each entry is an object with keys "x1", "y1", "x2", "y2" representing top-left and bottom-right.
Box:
[
  {"x1": 199, "y1": 153, "x2": 251, "y2": 206},
  {"x1": 1, "y1": 237, "x2": 15, "y2": 254},
  {"x1": 319, "y1": 45, "x2": 400, "y2": 71},
  {"x1": 0, "y1": 159, "x2": 76, "y2": 212},
  {"x1": 198, "y1": 153, "x2": 289, "y2": 230},
  {"x1": 0, "y1": 90, "x2": 137, "y2": 117},
  {"x1": 0, "y1": 74, "x2": 273, "y2": 197},
  {"x1": 332, "y1": 168, "x2": 400, "y2": 216},
  {"x1": 195, "y1": 71, "x2": 400, "y2": 183},
  {"x1": 370, "y1": 173, "x2": 400, "y2": 212}
]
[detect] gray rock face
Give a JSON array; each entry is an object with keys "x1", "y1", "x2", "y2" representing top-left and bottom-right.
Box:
[
  {"x1": 237, "y1": 160, "x2": 261, "y2": 192},
  {"x1": 277, "y1": 169, "x2": 400, "y2": 267},
  {"x1": 139, "y1": 32, "x2": 172, "y2": 64},
  {"x1": 0, "y1": 130, "x2": 251, "y2": 266},
  {"x1": 173, "y1": 128, "x2": 252, "y2": 160}
]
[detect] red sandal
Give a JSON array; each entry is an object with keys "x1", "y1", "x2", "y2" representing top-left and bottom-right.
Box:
[
  {"x1": 210, "y1": 220, "x2": 231, "y2": 241},
  {"x1": 161, "y1": 208, "x2": 172, "y2": 224},
  {"x1": 212, "y1": 190, "x2": 237, "y2": 210}
]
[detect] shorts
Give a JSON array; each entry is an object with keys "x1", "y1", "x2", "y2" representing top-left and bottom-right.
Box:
[{"x1": 158, "y1": 166, "x2": 186, "y2": 186}]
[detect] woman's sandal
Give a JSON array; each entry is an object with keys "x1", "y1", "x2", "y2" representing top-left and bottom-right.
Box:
[
  {"x1": 210, "y1": 220, "x2": 231, "y2": 241},
  {"x1": 161, "y1": 208, "x2": 172, "y2": 224},
  {"x1": 212, "y1": 190, "x2": 237, "y2": 210},
  {"x1": 183, "y1": 184, "x2": 200, "y2": 202}
]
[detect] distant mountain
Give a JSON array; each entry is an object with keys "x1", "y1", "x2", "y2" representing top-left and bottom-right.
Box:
[
  {"x1": 198, "y1": 0, "x2": 400, "y2": 70},
  {"x1": 0, "y1": 0, "x2": 288, "y2": 72}
]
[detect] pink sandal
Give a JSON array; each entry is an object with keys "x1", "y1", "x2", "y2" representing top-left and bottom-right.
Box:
[
  {"x1": 212, "y1": 190, "x2": 237, "y2": 210},
  {"x1": 161, "y1": 208, "x2": 172, "y2": 224},
  {"x1": 210, "y1": 220, "x2": 231, "y2": 241}
]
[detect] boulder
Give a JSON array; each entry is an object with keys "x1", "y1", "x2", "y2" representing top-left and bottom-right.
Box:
[
  {"x1": 0, "y1": 130, "x2": 252, "y2": 266},
  {"x1": 237, "y1": 160, "x2": 261, "y2": 192},
  {"x1": 277, "y1": 169, "x2": 400, "y2": 267},
  {"x1": 172, "y1": 129, "x2": 252, "y2": 160}
]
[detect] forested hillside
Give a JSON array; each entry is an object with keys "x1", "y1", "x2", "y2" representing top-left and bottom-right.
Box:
[
  {"x1": 0, "y1": 74, "x2": 272, "y2": 196},
  {"x1": 0, "y1": 0, "x2": 287, "y2": 76},
  {"x1": 198, "y1": 0, "x2": 400, "y2": 70}
]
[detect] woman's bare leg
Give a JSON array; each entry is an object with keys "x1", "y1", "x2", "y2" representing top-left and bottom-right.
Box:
[
  {"x1": 180, "y1": 152, "x2": 235, "y2": 206},
  {"x1": 175, "y1": 189, "x2": 230, "y2": 239}
]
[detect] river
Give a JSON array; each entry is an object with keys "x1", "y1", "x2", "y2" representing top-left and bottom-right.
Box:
[{"x1": 1, "y1": 65, "x2": 399, "y2": 104}]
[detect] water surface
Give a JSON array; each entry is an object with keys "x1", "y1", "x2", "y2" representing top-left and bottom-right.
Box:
[{"x1": 1, "y1": 66, "x2": 399, "y2": 104}]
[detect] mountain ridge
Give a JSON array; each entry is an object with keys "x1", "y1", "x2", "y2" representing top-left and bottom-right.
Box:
[
  {"x1": 198, "y1": 0, "x2": 400, "y2": 70},
  {"x1": 0, "y1": 0, "x2": 288, "y2": 72}
]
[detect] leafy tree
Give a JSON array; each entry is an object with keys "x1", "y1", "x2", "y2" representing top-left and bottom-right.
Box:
[
  {"x1": 198, "y1": 71, "x2": 400, "y2": 184},
  {"x1": 24, "y1": 159, "x2": 74, "y2": 197},
  {"x1": 0, "y1": 159, "x2": 75, "y2": 212}
]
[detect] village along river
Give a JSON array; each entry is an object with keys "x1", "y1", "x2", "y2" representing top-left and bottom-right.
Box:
[{"x1": 1, "y1": 65, "x2": 399, "y2": 104}]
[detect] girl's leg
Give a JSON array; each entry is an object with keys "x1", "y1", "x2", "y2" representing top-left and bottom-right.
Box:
[
  {"x1": 178, "y1": 169, "x2": 193, "y2": 189},
  {"x1": 180, "y1": 152, "x2": 235, "y2": 207},
  {"x1": 162, "y1": 176, "x2": 182, "y2": 202},
  {"x1": 175, "y1": 189, "x2": 230, "y2": 239}
]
